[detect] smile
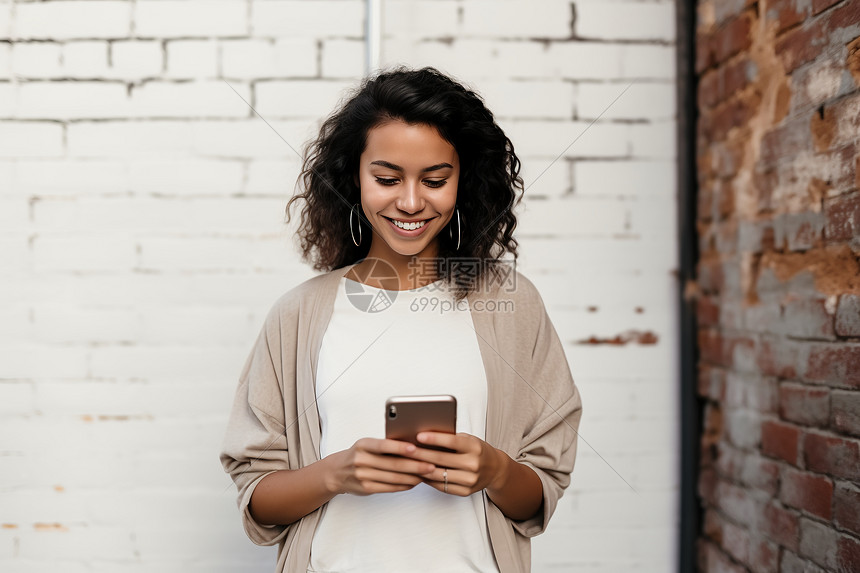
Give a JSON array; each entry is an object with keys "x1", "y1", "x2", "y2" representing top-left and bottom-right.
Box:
[
  {"x1": 384, "y1": 217, "x2": 433, "y2": 236},
  {"x1": 391, "y1": 219, "x2": 427, "y2": 230}
]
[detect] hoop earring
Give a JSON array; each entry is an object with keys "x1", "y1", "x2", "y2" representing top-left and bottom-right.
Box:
[
  {"x1": 349, "y1": 203, "x2": 362, "y2": 247},
  {"x1": 448, "y1": 206, "x2": 461, "y2": 251}
]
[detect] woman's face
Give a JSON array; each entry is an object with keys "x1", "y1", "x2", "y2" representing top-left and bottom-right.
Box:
[{"x1": 355, "y1": 119, "x2": 460, "y2": 264}]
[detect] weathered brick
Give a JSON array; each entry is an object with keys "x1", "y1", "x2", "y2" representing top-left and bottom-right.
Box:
[
  {"x1": 703, "y1": 401, "x2": 725, "y2": 456},
  {"x1": 760, "y1": 116, "x2": 813, "y2": 167},
  {"x1": 750, "y1": 536, "x2": 779, "y2": 573},
  {"x1": 779, "y1": 382, "x2": 830, "y2": 426},
  {"x1": 721, "y1": 518, "x2": 750, "y2": 564},
  {"x1": 803, "y1": 430, "x2": 860, "y2": 481},
  {"x1": 781, "y1": 550, "x2": 828, "y2": 573},
  {"x1": 778, "y1": 297, "x2": 835, "y2": 340},
  {"x1": 828, "y1": 1, "x2": 860, "y2": 34},
  {"x1": 741, "y1": 453, "x2": 781, "y2": 495},
  {"x1": 725, "y1": 408, "x2": 763, "y2": 449},
  {"x1": 761, "y1": 419, "x2": 802, "y2": 465},
  {"x1": 744, "y1": 300, "x2": 782, "y2": 333},
  {"x1": 716, "y1": 479, "x2": 764, "y2": 526},
  {"x1": 790, "y1": 55, "x2": 851, "y2": 113},
  {"x1": 752, "y1": 168, "x2": 778, "y2": 213},
  {"x1": 848, "y1": 36, "x2": 860, "y2": 86},
  {"x1": 780, "y1": 467, "x2": 834, "y2": 519},
  {"x1": 803, "y1": 343, "x2": 860, "y2": 388},
  {"x1": 701, "y1": 539, "x2": 748, "y2": 573},
  {"x1": 698, "y1": 55, "x2": 758, "y2": 110},
  {"x1": 835, "y1": 294, "x2": 860, "y2": 337},
  {"x1": 775, "y1": 15, "x2": 826, "y2": 73},
  {"x1": 765, "y1": 0, "x2": 811, "y2": 35},
  {"x1": 716, "y1": 441, "x2": 744, "y2": 480},
  {"x1": 761, "y1": 500, "x2": 800, "y2": 551},
  {"x1": 697, "y1": 295, "x2": 722, "y2": 327},
  {"x1": 820, "y1": 92, "x2": 860, "y2": 151},
  {"x1": 692, "y1": 6, "x2": 860, "y2": 573},
  {"x1": 726, "y1": 372, "x2": 779, "y2": 412},
  {"x1": 824, "y1": 192, "x2": 860, "y2": 244},
  {"x1": 703, "y1": 91, "x2": 761, "y2": 142},
  {"x1": 699, "y1": 466, "x2": 719, "y2": 505},
  {"x1": 699, "y1": 365, "x2": 727, "y2": 402},
  {"x1": 696, "y1": 30, "x2": 714, "y2": 73},
  {"x1": 756, "y1": 335, "x2": 801, "y2": 379},
  {"x1": 833, "y1": 481, "x2": 860, "y2": 537},
  {"x1": 799, "y1": 516, "x2": 839, "y2": 570},
  {"x1": 774, "y1": 212, "x2": 826, "y2": 252},
  {"x1": 699, "y1": 328, "x2": 726, "y2": 365},
  {"x1": 838, "y1": 534, "x2": 860, "y2": 573},
  {"x1": 812, "y1": 0, "x2": 843, "y2": 14},
  {"x1": 712, "y1": 11, "x2": 753, "y2": 64},
  {"x1": 702, "y1": 507, "x2": 723, "y2": 541},
  {"x1": 831, "y1": 389, "x2": 860, "y2": 437}
]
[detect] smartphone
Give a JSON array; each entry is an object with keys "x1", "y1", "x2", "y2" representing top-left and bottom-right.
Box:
[{"x1": 385, "y1": 394, "x2": 457, "y2": 453}]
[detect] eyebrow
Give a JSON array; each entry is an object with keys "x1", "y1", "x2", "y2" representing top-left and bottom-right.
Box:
[{"x1": 369, "y1": 160, "x2": 454, "y2": 173}]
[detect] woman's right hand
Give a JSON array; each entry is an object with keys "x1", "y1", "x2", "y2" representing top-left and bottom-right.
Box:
[{"x1": 324, "y1": 438, "x2": 437, "y2": 496}]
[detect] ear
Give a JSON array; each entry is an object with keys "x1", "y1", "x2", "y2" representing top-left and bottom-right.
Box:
[{"x1": 353, "y1": 173, "x2": 360, "y2": 188}]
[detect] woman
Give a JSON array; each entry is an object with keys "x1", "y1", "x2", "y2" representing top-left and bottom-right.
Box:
[{"x1": 220, "y1": 66, "x2": 583, "y2": 572}]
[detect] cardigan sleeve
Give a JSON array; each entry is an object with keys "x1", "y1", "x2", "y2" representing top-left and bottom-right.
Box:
[
  {"x1": 508, "y1": 282, "x2": 583, "y2": 538},
  {"x1": 220, "y1": 311, "x2": 292, "y2": 546}
]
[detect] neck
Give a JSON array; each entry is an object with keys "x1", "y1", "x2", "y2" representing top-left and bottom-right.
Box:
[{"x1": 354, "y1": 239, "x2": 442, "y2": 291}]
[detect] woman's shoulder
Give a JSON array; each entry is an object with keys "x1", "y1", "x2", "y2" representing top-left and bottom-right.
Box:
[
  {"x1": 471, "y1": 264, "x2": 543, "y2": 305},
  {"x1": 266, "y1": 265, "x2": 349, "y2": 319}
]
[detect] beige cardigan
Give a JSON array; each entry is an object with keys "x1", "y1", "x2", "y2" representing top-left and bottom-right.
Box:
[{"x1": 220, "y1": 262, "x2": 583, "y2": 572}]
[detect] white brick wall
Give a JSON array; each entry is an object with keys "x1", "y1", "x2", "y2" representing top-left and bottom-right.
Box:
[{"x1": 0, "y1": 1, "x2": 679, "y2": 572}]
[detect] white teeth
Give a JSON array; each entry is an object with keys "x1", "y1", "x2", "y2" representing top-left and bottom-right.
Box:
[{"x1": 392, "y1": 219, "x2": 426, "y2": 231}]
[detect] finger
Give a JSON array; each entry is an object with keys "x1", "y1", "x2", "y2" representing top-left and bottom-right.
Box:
[
  {"x1": 400, "y1": 446, "x2": 459, "y2": 468},
  {"x1": 426, "y1": 467, "x2": 477, "y2": 488},
  {"x1": 362, "y1": 452, "x2": 435, "y2": 475},
  {"x1": 358, "y1": 437, "x2": 419, "y2": 457},
  {"x1": 416, "y1": 431, "x2": 469, "y2": 451},
  {"x1": 355, "y1": 467, "x2": 425, "y2": 487},
  {"x1": 357, "y1": 481, "x2": 418, "y2": 495},
  {"x1": 421, "y1": 477, "x2": 465, "y2": 497}
]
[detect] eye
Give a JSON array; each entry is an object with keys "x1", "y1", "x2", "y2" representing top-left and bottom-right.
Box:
[
  {"x1": 375, "y1": 177, "x2": 398, "y2": 186},
  {"x1": 424, "y1": 179, "x2": 447, "y2": 188}
]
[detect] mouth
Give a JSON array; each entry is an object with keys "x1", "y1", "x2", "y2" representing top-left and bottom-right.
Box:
[{"x1": 383, "y1": 216, "x2": 434, "y2": 236}]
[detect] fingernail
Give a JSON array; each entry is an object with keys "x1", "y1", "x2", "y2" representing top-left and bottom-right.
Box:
[{"x1": 406, "y1": 444, "x2": 416, "y2": 452}]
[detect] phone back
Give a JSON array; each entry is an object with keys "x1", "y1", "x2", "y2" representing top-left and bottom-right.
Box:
[{"x1": 385, "y1": 395, "x2": 457, "y2": 451}]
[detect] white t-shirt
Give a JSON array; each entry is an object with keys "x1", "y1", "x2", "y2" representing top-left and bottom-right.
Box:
[{"x1": 308, "y1": 276, "x2": 500, "y2": 573}]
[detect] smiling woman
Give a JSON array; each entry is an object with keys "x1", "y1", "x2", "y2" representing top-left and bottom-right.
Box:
[
  {"x1": 353, "y1": 120, "x2": 460, "y2": 281},
  {"x1": 284, "y1": 65, "x2": 524, "y2": 298},
  {"x1": 219, "y1": 66, "x2": 583, "y2": 573}
]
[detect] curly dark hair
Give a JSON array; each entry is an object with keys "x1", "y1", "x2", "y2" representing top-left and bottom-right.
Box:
[{"x1": 285, "y1": 65, "x2": 524, "y2": 300}]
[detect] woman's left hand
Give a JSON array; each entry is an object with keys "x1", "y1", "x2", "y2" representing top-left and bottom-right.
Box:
[{"x1": 404, "y1": 432, "x2": 508, "y2": 496}]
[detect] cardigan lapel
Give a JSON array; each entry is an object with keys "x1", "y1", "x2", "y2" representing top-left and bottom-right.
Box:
[
  {"x1": 302, "y1": 263, "x2": 358, "y2": 463},
  {"x1": 468, "y1": 283, "x2": 505, "y2": 452}
]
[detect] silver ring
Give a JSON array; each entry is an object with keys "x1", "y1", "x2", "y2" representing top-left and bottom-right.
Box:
[{"x1": 443, "y1": 469, "x2": 448, "y2": 493}]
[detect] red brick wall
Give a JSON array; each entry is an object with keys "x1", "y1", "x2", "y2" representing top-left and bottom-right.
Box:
[{"x1": 695, "y1": 1, "x2": 860, "y2": 571}]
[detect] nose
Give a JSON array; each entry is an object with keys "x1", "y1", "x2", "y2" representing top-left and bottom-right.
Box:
[{"x1": 394, "y1": 179, "x2": 425, "y2": 214}]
